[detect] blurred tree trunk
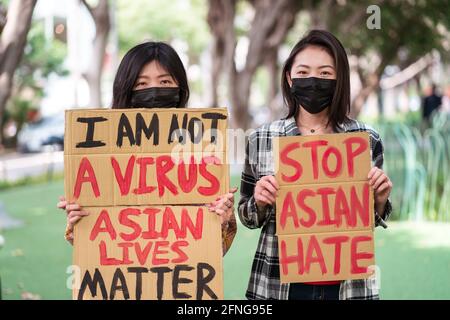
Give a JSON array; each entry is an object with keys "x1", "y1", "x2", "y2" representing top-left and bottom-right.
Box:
[
  {"x1": 0, "y1": 0, "x2": 36, "y2": 146},
  {"x1": 351, "y1": 58, "x2": 389, "y2": 118},
  {"x1": 414, "y1": 75, "x2": 422, "y2": 96},
  {"x1": 306, "y1": 0, "x2": 332, "y2": 29},
  {"x1": 349, "y1": 18, "x2": 405, "y2": 118},
  {"x1": 81, "y1": 0, "x2": 110, "y2": 108},
  {"x1": 264, "y1": 47, "x2": 281, "y2": 120},
  {"x1": 208, "y1": 0, "x2": 300, "y2": 129},
  {"x1": 207, "y1": 0, "x2": 237, "y2": 108}
]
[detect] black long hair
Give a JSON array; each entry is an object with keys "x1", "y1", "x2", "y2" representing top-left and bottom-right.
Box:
[
  {"x1": 281, "y1": 30, "x2": 351, "y2": 129},
  {"x1": 112, "y1": 42, "x2": 190, "y2": 108}
]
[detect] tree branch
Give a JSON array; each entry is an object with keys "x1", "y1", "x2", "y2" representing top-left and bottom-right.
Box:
[
  {"x1": 0, "y1": 0, "x2": 37, "y2": 144},
  {"x1": 80, "y1": 0, "x2": 95, "y2": 19},
  {"x1": 338, "y1": 0, "x2": 386, "y2": 35},
  {"x1": 380, "y1": 53, "x2": 435, "y2": 90},
  {"x1": 245, "y1": 0, "x2": 299, "y2": 74},
  {"x1": 265, "y1": 0, "x2": 299, "y2": 49}
]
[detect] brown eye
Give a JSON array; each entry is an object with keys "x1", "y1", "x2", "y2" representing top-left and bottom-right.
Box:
[
  {"x1": 161, "y1": 79, "x2": 173, "y2": 85},
  {"x1": 297, "y1": 71, "x2": 308, "y2": 77}
]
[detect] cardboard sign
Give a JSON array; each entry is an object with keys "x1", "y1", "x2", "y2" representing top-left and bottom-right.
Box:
[
  {"x1": 274, "y1": 132, "x2": 375, "y2": 283},
  {"x1": 73, "y1": 205, "x2": 222, "y2": 300},
  {"x1": 64, "y1": 108, "x2": 229, "y2": 206},
  {"x1": 64, "y1": 108, "x2": 229, "y2": 300}
]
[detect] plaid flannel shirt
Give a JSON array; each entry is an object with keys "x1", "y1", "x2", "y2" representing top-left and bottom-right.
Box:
[{"x1": 238, "y1": 117, "x2": 392, "y2": 300}]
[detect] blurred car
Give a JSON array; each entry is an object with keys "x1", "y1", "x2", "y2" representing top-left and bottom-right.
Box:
[{"x1": 17, "y1": 113, "x2": 65, "y2": 153}]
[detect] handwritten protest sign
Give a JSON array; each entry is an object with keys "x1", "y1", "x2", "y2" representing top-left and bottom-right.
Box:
[
  {"x1": 64, "y1": 108, "x2": 228, "y2": 206},
  {"x1": 73, "y1": 205, "x2": 222, "y2": 300},
  {"x1": 64, "y1": 108, "x2": 228, "y2": 300},
  {"x1": 274, "y1": 132, "x2": 375, "y2": 283}
]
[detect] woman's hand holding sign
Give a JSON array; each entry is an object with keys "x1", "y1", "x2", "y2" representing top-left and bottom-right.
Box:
[
  {"x1": 368, "y1": 167, "x2": 393, "y2": 218},
  {"x1": 57, "y1": 196, "x2": 89, "y2": 245},
  {"x1": 254, "y1": 176, "x2": 279, "y2": 210},
  {"x1": 208, "y1": 187, "x2": 238, "y2": 256},
  {"x1": 208, "y1": 187, "x2": 238, "y2": 226}
]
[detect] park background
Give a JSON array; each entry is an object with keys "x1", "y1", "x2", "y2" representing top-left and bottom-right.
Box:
[{"x1": 0, "y1": 0, "x2": 449, "y2": 300}]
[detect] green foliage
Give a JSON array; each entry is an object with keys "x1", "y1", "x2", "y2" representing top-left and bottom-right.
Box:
[
  {"x1": 4, "y1": 20, "x2": 67, "y2": 144},
  {"x1": 368, "y1": 112, "x2": 450, "y2": 222},
  {"x1": 3, "y1": 98, "x2": 33, "y2": 142},
  {"x1": 23, "y1": 22, "x2": 67, "y2": 75},
  {"x1": 327, "y1": 0, "x2": 450, "y2": 63},
  {"x1": 117, "y1": 0, "x2": 210, "y2": 62}
]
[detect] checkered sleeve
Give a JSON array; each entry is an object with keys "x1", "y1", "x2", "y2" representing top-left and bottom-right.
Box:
[
  {"x1": 238, "y1": 134, "x2": 272, "y2": 229},
  {"x1": 371, "y1": 132, "x2": 392, "y2": 228}
]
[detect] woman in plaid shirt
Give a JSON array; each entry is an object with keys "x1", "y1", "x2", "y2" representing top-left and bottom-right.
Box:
[{"x1": 238, "y1": 30, "x2": 393, "y2": 300}]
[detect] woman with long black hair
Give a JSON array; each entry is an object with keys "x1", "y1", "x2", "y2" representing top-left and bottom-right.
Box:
[
  {"x1": 238, "y1": 30, "x2": 393, "y2": 300},
  {"x1": 58, "y1": 42, "x2": 237, "y2": 255}
]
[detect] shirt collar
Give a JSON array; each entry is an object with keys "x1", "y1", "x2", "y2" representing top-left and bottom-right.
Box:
[
  {"x1": 283, "y1": 117, "x2": 300, "y2": 136},
  {"x1": 284, "y1": 116, "x2": 350, "y2": 135}
]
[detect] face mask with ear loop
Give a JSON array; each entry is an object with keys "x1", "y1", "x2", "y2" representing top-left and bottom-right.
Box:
[
  {"x1": 130, "y1": 87, "x2": 181, "y2": 108},
  {"x1": 290, "y1": 77, "x2": 337, "y2": 114}
]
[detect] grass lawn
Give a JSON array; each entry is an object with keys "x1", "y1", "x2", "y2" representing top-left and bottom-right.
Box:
[{"x1": 1, "y1": 178, "x2": 449, "y2": 300}]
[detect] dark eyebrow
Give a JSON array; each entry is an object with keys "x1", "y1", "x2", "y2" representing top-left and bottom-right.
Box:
[
  {"x1": 137, "y1": 74, "x2": 172, "y2": 80},
  {"x1": 318, "y1": 65, "x2": 335, "y2": 69},
  {"x1": 295, "y1": 64, "x2": 335, "y2": 69},
  {"x1": 295, "y1": 64, "x2": 311, "y2": 69}
]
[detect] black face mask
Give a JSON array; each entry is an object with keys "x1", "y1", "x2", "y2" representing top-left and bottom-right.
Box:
[
  {"x1": 130, "y1": 87, "x2": 181, "y2": 108},
  {"x1": 290, "y1": 77, "x2": 336, "y2": 114}
]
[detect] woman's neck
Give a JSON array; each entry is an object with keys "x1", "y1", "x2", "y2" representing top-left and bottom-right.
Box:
[{"x1": 296, "y1": 107, "x2": 332, "y2": 134}]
